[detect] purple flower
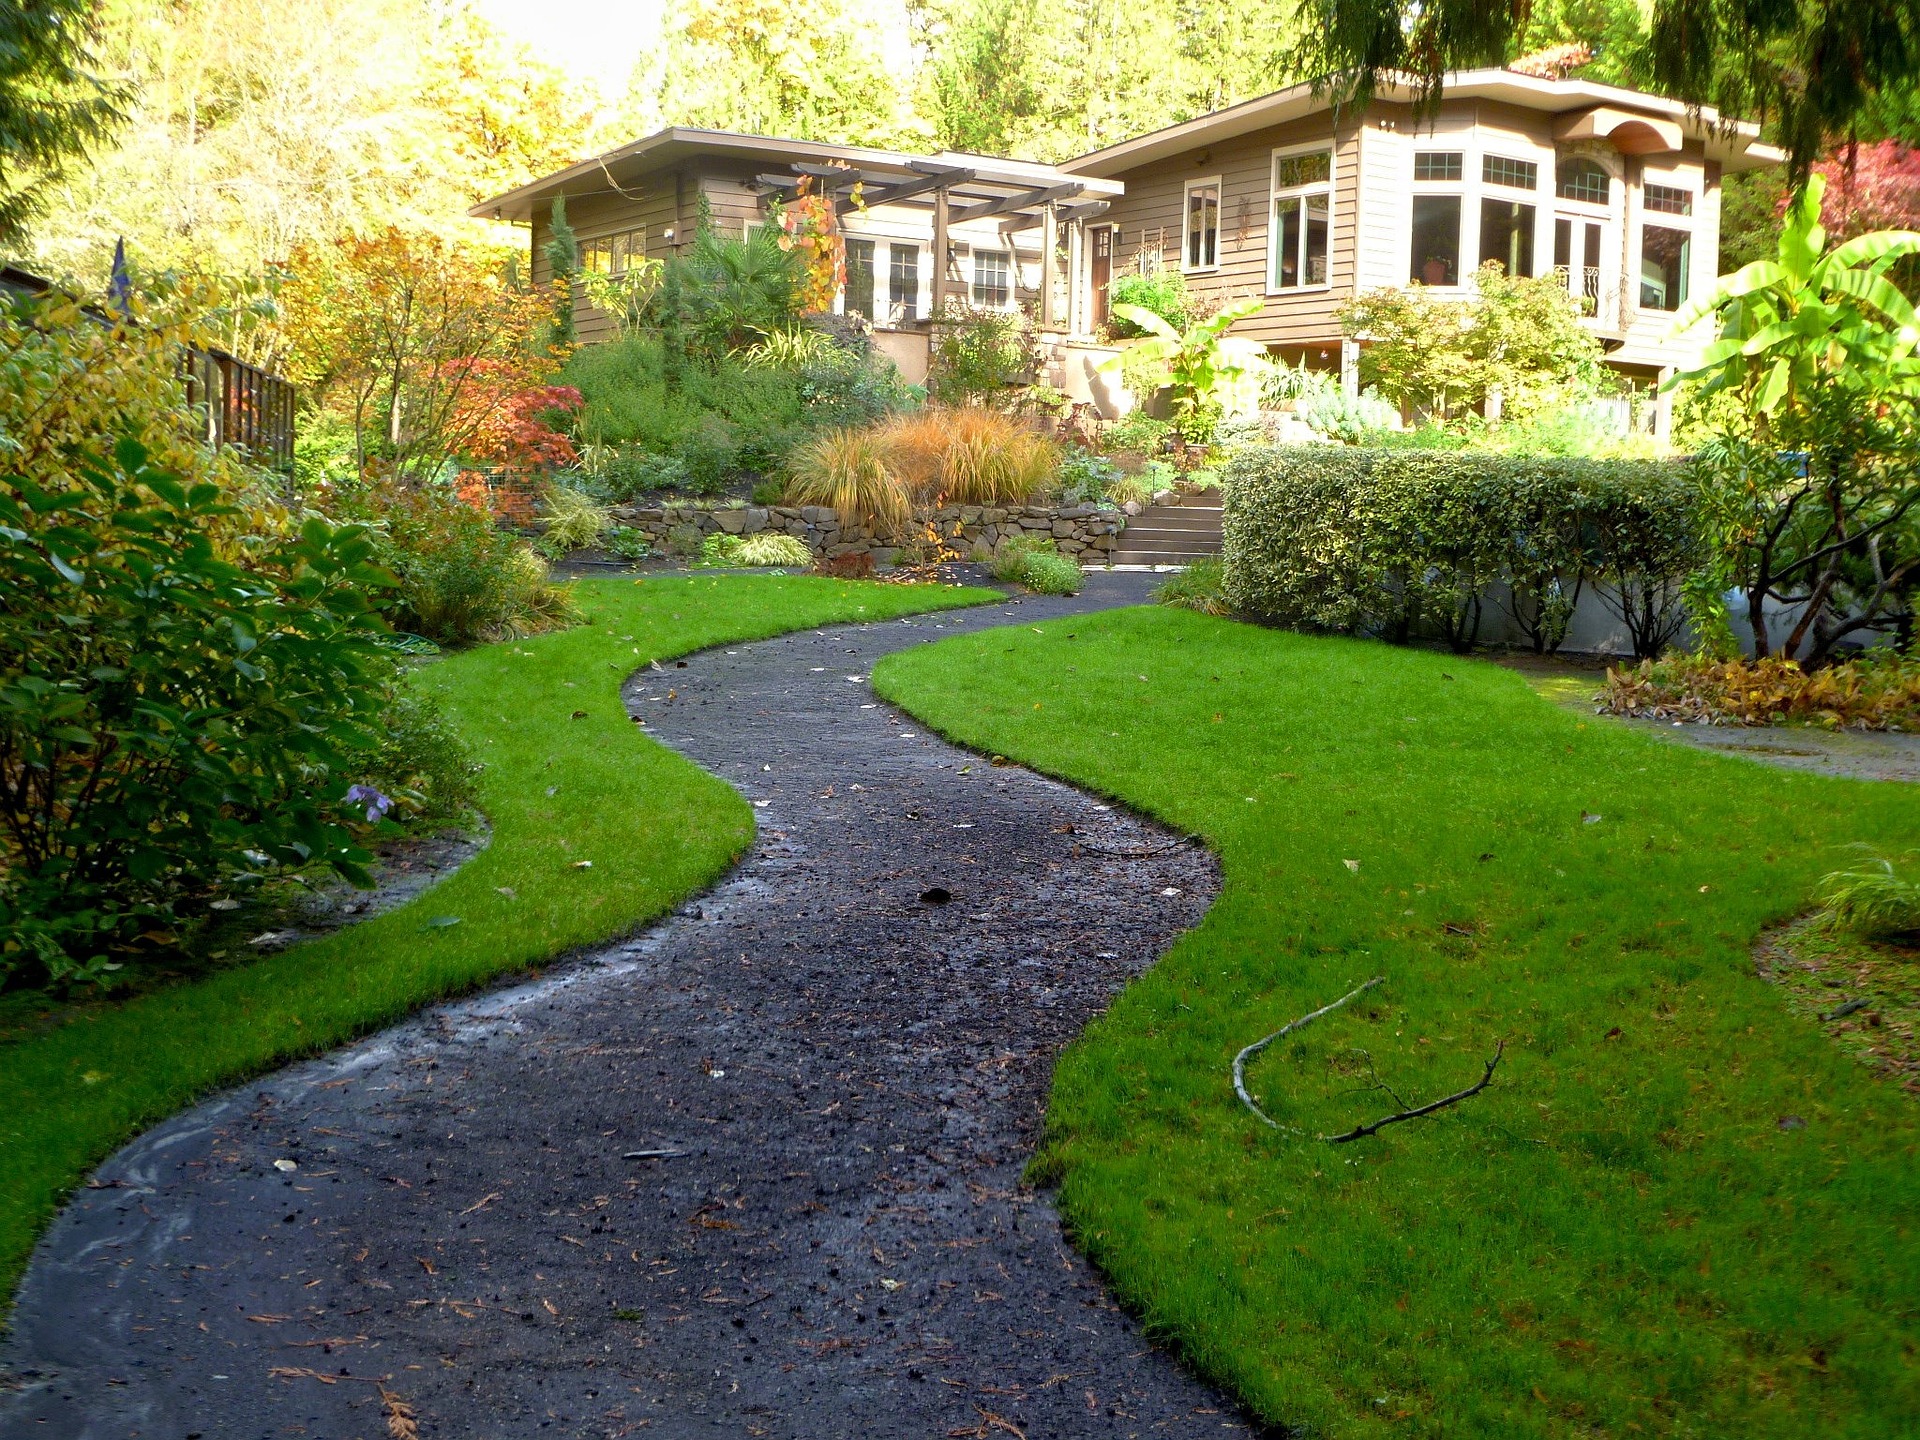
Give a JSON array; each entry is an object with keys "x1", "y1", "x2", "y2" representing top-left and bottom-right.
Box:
[{"x1": 345, "y1": 784, "x2": 393, "y2": 823}]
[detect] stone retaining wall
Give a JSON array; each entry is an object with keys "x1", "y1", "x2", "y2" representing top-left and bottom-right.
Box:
[{"x1": 606, "y1": 500, "x2": 1126, "y2": 566}]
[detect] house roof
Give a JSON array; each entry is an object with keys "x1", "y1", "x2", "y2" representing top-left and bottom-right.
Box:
[
  {"x1": 470, "y1": 128, "x2": 1122, "y2": 225},
  {"x1": 1064, "y1": 68, "x2": 1787, "y2": 177}
]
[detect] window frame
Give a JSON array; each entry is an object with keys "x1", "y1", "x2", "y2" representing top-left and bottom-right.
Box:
[
  {"x1": 1482, "y1": 154, "x2": 1539, "y2": 191},
  {"x1": 1635, "y1": 171, "x2": 1698, "y2": 314},
  {"x1": 1555, "y1": 157, "x2": 1613, "y2": 207},
  {"x1": 886, "y1": 240, "x2": 921, "y2": 324},
  {"x1": 971, "y1": 247, "x2": 1014, "y2": 309},
  {"x1": 1267, "y1": 143, "x2": 1335, "y2": 295},
  {"x1": 1643, "y1": 183, "x2": 1694, "y2": 216},
  {"x1": 843, "y1": 236, "x2": 876, "y2": 320},
  {"x1": 1183, "y1": 175, "x2": 1223, "y2": 274},
  {"x1": 1408, "y1": 146, "x2": 1469, "y2": 288}
]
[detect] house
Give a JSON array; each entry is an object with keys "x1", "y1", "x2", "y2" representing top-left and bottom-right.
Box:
[
  {"x1": 476, "y1": 70, "x2": 1782, "y2": 421},
  {"x1": 1061, "y1": 68, "x2": 1784, "y2": 417},
  {"x1": 471, "y1": 130, "x2": 1120, "y2": 386}
]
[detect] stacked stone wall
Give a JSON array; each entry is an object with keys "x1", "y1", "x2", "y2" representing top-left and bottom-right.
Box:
[{"x1": 607, "y1": 501, "x2": 1126, "y2": 565}]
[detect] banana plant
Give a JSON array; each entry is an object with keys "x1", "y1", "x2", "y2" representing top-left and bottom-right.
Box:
[
  {"x1": 1101, "y1": 298, "x2": 1271, "y2": 438},
  {"x1": 1670, "y1": 172, "x2": 1920, "y2": 422}
]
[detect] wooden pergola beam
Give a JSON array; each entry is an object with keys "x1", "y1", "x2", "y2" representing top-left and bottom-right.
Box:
[
  {"x1": 855, "y1": 166, "x2": 977, "y2": 211},
  {"x1": 947, "y1": 182, "x2": 1082, "y2": 228}
]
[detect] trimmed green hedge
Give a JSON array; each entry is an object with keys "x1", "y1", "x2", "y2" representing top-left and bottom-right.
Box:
[{"x1": 1221, "y1": 446, "x2": 1701, "y2": 655}]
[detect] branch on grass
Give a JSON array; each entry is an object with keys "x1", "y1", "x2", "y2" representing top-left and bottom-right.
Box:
[
  {"x1": 1320, "y1": 1039, "x2": 1505, "y2": 1144},
  {"x1": 1232, "y1": 976, "x2": 1385, "y2": 1129}
]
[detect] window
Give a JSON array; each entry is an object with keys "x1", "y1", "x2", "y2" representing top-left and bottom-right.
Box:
[
  {"x1": 888, "y1": 243, "x2": 919, "y2": 322},
  {"x1": 1640, "y1": 224, "x2": 1691, "y2": 309},
  {"x1": 1480, "y1": 198, "x2": 1536, "y2": 277},
  {"x1": 1645, "y1": 183, "x2": 1693, "y2": 216},
  {"x1": 579, "y1": 228, "x2": 646, "y2": 276},
  {"x1": 1270, "y1": 148, "x2": 1332, "y2": 290},
  {"x1": 1555, "y1": 217, "x2": 1604, "y2": 306},
  {"x1": 972, "y1": 249, "x2": 1012, "y2": 307},
  {"x1": 1557, "y1": 158, "x2": 1611, "y2": 204},
  {"x1": 844, "y1": 238, "x2": 875, "y2": 320},
  {"x1": 1185, "y1": 180, "x2": 1221, "y2": 269},
  {"x1": 1414, "y1": 151, "x2": 1464, "y2": 182},
  {"x1": 1482, "y1": 155, "x2": 1539, "y2": 190},
  {"x1": 1410, "y1": 194, "x2": 1462, "y2": 285}
]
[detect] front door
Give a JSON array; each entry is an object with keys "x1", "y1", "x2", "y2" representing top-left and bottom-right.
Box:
[{"x1": 1090, "y1": 225, "x2": 1113, "y2": 327}]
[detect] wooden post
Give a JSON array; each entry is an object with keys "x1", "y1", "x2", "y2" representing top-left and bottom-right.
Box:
[
  {"x1": 931, "y1": 186, "x2": 949, "y2": 318},
  {"x1": 1039, "y1": 201, "x2": 1058, "y2": 330}
]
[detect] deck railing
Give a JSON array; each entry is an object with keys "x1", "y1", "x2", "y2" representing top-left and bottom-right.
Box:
[{"x1": 2, "y1": 265, "x2": 296, "y2": 468}]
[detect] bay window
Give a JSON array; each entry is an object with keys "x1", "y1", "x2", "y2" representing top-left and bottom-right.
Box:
[
  {"x1": 1270, "y1": 148, "x2": 1332, "y2": 290},
  {"x1": 1410, "y1": 194, "x2": 1462, "y2": 286},
  {"x1": 1639, "y1": 224, "x2": 1691, "y2": 310}
]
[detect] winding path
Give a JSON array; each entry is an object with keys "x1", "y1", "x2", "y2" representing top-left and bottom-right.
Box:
[{"x1": 2, "y1": 575, "x2": 1255, "y2": 1440}]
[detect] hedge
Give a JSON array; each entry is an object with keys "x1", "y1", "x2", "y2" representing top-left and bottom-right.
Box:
[{"x1": 1220, "y1": 446, "x2": 1702, "y2": 655}]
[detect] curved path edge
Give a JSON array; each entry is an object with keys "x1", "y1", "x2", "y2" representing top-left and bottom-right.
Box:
[{"x1": 2, "y1": 574, "x2": 1265, "y2": 1440}]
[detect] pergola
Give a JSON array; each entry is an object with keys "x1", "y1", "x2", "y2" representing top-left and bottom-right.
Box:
[{"x1": 751, "y1": 155, "x2": 1118, "y2": 329}]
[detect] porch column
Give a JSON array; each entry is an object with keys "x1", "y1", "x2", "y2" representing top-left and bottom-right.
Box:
[
  {"x1": 931, "y1": 187, "x2": 950, "y2": 317},
  {"x1": 1340, "y1": 338, "x2": 1361, "y2": 398},
  {"x1": 1039, "y1": 201, "x2": 1058, "y2": 330}
]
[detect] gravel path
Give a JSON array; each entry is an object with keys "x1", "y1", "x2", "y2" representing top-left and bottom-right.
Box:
[{"x1": 2, "y1": 574, "x2": 1255, "y2": 1440}]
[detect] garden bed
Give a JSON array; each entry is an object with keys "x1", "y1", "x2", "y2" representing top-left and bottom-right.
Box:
[{"x1": 609, "y1": 498, "x2": 1127, "y2": 565}]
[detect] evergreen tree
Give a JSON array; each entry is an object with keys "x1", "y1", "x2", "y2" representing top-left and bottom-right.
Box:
[
  {"x1": 544, "y1": 193, "x2": 578, "y2": 348},
  {"x1": 0, "y1": 0, "x2": 127, "y2": 244}
]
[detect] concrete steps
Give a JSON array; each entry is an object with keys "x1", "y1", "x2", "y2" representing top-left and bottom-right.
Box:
[{"x1": 1108, "y1": 497, "x2": 1223, "y2": 568}]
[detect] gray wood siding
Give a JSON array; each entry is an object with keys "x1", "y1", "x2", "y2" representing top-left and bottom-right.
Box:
[{"x1": 1092, "y1": 114, "x2": 1361, "y2": 348}]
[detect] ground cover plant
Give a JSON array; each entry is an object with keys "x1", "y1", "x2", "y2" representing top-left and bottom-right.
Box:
[
  {"x1": 874, "y1": 606, "x2": 1920, "y2": 1438},
  {"x1": 0, "y1": 574, "x2": 992, "y2": 1304},
  {"x1": 1603, "y1": 650, "x2": 1920, "y2": 729}
]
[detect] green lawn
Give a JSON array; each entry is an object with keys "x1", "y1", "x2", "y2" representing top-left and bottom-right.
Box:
[
  {"x1": 873, "y1": 606, "x2": 1920, "y2": 1440},
  {"x1": 0, "y1": 574, "x2": 990, "y2": 1303}
]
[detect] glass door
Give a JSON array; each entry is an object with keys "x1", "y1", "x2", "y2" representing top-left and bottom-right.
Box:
[
  {"x1": 1089, "y1": 225, "x2": 1113, "y2": 327},
  {"x1": 1554, "y1": 217, "x2": 1606, "y2": 313}
]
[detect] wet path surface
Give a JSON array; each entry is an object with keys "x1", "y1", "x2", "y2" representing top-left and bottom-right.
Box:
[{"x1": 2, "y1": 575, "x2": 1254, "y2": 1440}]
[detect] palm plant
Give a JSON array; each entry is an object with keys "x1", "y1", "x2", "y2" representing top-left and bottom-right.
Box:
[
  {"x1": 1100, "y1": 298, "x2": 1270, "y2": 440},
  {"x1": 1671, "y1": 174, "x2": 1920, "y2": 660},
  {"x1": 680, "y1": 225, "x2": 801, "y2": 355}
]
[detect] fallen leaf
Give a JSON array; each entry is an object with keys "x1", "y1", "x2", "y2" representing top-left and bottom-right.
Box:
[{"x1": 1343, "y1": 860, "x2": 1360, "y2": 873}]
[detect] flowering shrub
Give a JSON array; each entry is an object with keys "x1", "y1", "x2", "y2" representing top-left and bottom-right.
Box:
[{"x1": 455, "y1": 372, "x2": 583, "y2": 477}]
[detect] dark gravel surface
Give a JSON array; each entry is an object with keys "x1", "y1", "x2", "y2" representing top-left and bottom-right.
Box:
[{"x1": 3, "y1": 574, "x2": 1257, "y2": 1440}]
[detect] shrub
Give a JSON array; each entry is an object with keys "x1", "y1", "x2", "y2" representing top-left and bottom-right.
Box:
[
  {"x1": 677, "y1": 414, "x2": 741, "y2": 495},
  {"x1": 929, "y1": 302, "x2": 1039, "y2": 406},
  {"x1": 0, "y1": 440, "x2": 395, "y2": 987},
  {"x1": 785, "y1": 428, "x2": 913, "y2": 533},
  {"x1": 1106, "y1": 268, "x2": 1192, "y2": 337},
  {"x1": 604, "y1": 526, "x2": 652, "y2": 562},
  {"x1": 606, "y1": 448, "x2": 690, "y2": 500},
  {"x1": 1155, "y1": 557, "x2": 1229, "y2": 615},
  {"x1": 357, "y1": 687, "x2": 480, "y2": 828},
  {"x1": 1101, "y1": 411, "x2": 1171, "y2": 455},
  {"x1": 1020, "y1": 551, "x2": 1084, "y2": 595},
  {"x1": 734, "y1": 532, "x2": 813, "y2": 567},
  {"x1": 698, "y1": 533, "x2": 744, "y2": 567},
  {"x1": 990, "y1": 532, "x2": 1080, "y2": 592},
  {"x1": 1222, "y1": 446, "x2": 1700, "y2": 654},
  {"x1": 375, "y1": 484, "x2": 578, "y2": 645},
  {"x1": 1817, "y1": 852, "x2": 1920, "y2": 938},
  {"x1": 1107, "y1": 474, "x2": 1153, "y2": 508},
  {"x1": 537, "y1": 485, "x2": 610, "y2": 555},
  {"x1": 1601, "y1": 651, "x2": 1920, "y2": 730},
  {"x1": 1055, "y1": 446, "x2": 1125, "y2": 505}
]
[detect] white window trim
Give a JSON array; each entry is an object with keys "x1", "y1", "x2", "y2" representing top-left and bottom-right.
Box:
[
  {"x1": 1633, "y1": 213, "x2": 1696, "y2": 317},
  {"x1": 883, "y1": 239, "x2": 925, "y2": 327},
  {"x1": 1182, "y1": 175, "x2": 1223, "y2": 274},
  {"x1": 1267, "y1": 143, "x2": 1335, "y2": 296},
  {"x1": 970, "y1": 247, "x2": 1016, "y2": 311}
]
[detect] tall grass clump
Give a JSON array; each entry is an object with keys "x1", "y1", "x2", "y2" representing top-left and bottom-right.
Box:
[
  {"x1": 785, "y1": 428, "x2": 913, "y2": 533},
  {"x1": 880, "y1": 409, "x2": 1058, "y2": 506},
  {"x1": 1817, "y1": 851, "x2": 1920, "y2": 938}
]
